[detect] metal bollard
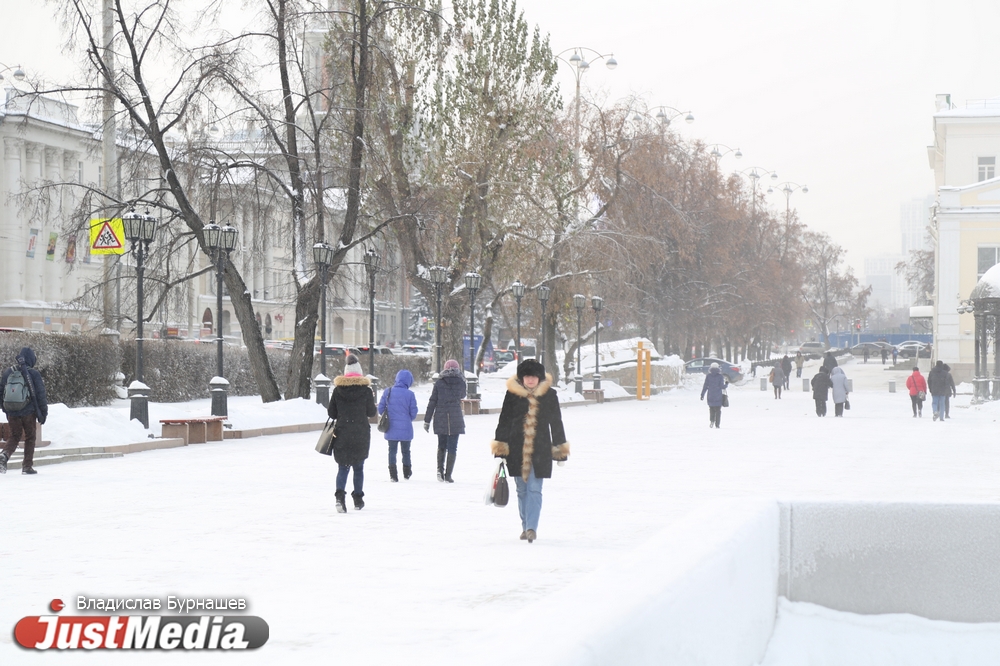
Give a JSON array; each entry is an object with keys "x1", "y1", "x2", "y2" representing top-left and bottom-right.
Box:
[
  {"x1": 846, "y1": 378, "x2": 853, "y2": 393},
  {"x1": 760, "y1": 377, "x2": 768, "y2": 391},
  {"x1": 888, "y1": 379, "x2": 896, "y2": 393},
  {"x1": 803, "y1": 378, "x2": 810, "y2": 392}
]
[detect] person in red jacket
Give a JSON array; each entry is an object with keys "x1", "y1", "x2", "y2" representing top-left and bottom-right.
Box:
[{"x1": 905, "y1": 366, "x2": 927, "y2": 418}]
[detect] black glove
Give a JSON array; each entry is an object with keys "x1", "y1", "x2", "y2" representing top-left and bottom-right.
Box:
[{"x1": 423, "y1": 422, "x2": 430, "y2": 432}]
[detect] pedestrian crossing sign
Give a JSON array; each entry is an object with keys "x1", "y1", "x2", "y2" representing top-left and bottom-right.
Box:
[{"x1": 89, "y1": 218, "x2": 125, "y2": 255}]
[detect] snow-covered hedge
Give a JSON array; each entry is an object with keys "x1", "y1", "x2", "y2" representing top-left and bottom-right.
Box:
[
  {"x1": 0, "y1": 331, "x2": 121, "y2": 407},
  {"x1": 325, "y1": 352, "x2": 432, "y2": 386}
]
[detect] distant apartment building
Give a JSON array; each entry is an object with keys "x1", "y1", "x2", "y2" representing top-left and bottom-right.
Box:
[{"x1": 862, "y1": 196, "x2": 935, "y2": 311}]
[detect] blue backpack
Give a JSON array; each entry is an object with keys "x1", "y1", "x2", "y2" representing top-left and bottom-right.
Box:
[{"x1": 3, "y1": 366, "x2": 31, "y2": 412}]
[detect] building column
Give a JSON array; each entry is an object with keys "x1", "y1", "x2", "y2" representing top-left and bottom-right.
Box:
[
  {"x1": 3, "y1": 138, "x2": 23, "y2": 305},
  {"x1": 62, "y1": 151, "x2": 79, "y2": 308},
  {"x1": 44, "y1": 147, "x2": 62, "y2": 306},
  {"x1": 23, "y1": 142, "x2": 42, "y2": 304}
]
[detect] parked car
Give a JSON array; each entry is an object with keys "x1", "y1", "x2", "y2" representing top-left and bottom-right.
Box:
[
  {"x1": 354, "y1": 345, "x2": 394, "y2": 355},
  {"x1": 796, "y1": 341, "x2": 828, "y2": 359},
  {"x1": 399, "y1": 343, "x2": 431, "y2": 354},
  {"x1": 494, "y1": 349, "x2": 515, "y2": 369},
  {"x1": 849, "y1": 342, "x2": 885, "y2": 357},
  {"x1": 896, "y1": 341, "x2": 931, "y2": 358},
  {"x1": 684, "y1": 358, "x2": 743, "y2": 383}
]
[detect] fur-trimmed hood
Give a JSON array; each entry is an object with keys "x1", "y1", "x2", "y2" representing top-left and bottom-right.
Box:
[
  {"x1": 334, "y1": 374, "x2": 372, "y2": 387},
  {"x1": 505, "y1": 373, "x2": 553, "y2": 398}
]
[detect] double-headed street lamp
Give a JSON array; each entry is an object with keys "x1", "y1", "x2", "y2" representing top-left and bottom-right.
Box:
[
  {"x1": 204, "y1": 221, "x2": 239, "y2": 417},
  {"x1": 537, "y1": 285, "x2": 551, "y2": 367},
  {"x1": 511, "y1": 280, "x2": 526, "y2": 359},
  {"x1": 632, "y1": 105, "x2": 695, "y2": 130},
  {"x1": 123, "y1": 208, "x2": 157, "y2": 428},
  {"x1": 0, "y1": 64, "x2": 26, "y2": 83},
  {"x1": 573, "y1": 294, "x2": 586, "y2": 393},
  {"x1": 465, "y1": 272, "x2": 482, "y2": 399},
  {"x1": 363, "y1": 248, "x2": 380, "y2": 381},
  {"x1": 429, "y1": 265, "x2": 448, "y2": 375},
  {"x1": 592, "y1": 296, "x2": 604, "y2": 390},
  {"x1": 767, "y1": 181, "x2": 808, "y2": 260},
  {"x1": 708, "y1": 143, "x2": 742, "y2": 161},
  {"x1": 313, "y1": 242, "x2": 334, "y2": 406}
]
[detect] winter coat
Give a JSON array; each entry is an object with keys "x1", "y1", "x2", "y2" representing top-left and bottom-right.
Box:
[
  {"x1": 781, "y1": 356, "x2": 792, "y2": 376},
  {"x1": 770, "y1": 365, "x2": 785, "y2": 387},
  {"x1": 830, "y1": 367, "x2": 849, "y2": 404},
  {"x1": 490, "y1": 374, "x2": 569, "y2": 481},
  {"x1": 811, "y1": 371, "x2": 832, "y2": 400},
  {"x1": 906, "y1": 372, "x2": 927, "y2": 397},
  {"x1": 327, "y1": 375, "x2": 377, "y2": 466},
  {"x1": 424, "y1": 367, "x2": 466, "y2": 435},
  {"x1": 795, "y1": 353, "x2": 804, "y2": 369},
  {"x1": 700, "y1": 368, "x2": 727, "y2": 407},
  {"x1": 378, "y1": 370, "x2": 419, "y2": 441},
  {"x1": 946, "y1": 371, "x2": 957, "y2": 397},
  {"x1": 822, "y1": 352, "x2": 839, "y2": 372},
  {"x1": 0, "y1": 347, "x2": 48, "y2": 423},
  {"x1": 927, "y1": 365, "x2": 950, "y2": 397}
]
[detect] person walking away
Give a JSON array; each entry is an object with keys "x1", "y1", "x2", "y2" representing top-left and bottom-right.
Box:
[
  {"x1": 830, "y1": 366, "x2": 849, "y2": 417},
  {"x1": 944, "y1": 364, "x2": 956, "y2": 419},
  {"x1": 328, "y1": 354, "x2": 377, "y2": 512},
  {"x1": 781, "y1": 355, "x2": 792, "y2": 390},
  {"x1": 905, "y1": 366, "x2": 927, "y2": 418},
  {"x1": 378, "y1": 369, "x2": 418, "y2": 481},
  {"x1": 822, "y1": 351, "x2": 839, "y2": 373},
  {"x1": 0, "y1": 347, "x2": 48, "y2": 475},
  {"x1": 700, "y1": 362, "x2": 727, "y2": 428},
  {"x1": 770, "y1": 363, "x2": 785, "y2": 399},
  {"x1": 891, "y1": 347, "x2": 898, "y2": 366},
  {"x1": 811, "y1": 366, "x2": 832, "y2": 417},
  {"x1": 795, "y1": 352, "x2": 804, "y2": 378},
  {"x1": 491, "y1": 360, "x2": 569, "y2": 543},
  {"x1": 863, "y1": 346, "x2": 869, "y2": 364},
  {"x1": 927, "y1": 360, "x2": 949, "y2": 422},
  {"x1": 424, "y1": 359, "x2": 466, "y2": 482}
]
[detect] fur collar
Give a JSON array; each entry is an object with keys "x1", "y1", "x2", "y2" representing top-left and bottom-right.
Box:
[
  {"x1": 334, "y1": 375, "x2": 372, "y2": 387},
  {"x1": 505, "y1": 373, "x2": 552, "y2": 398}
]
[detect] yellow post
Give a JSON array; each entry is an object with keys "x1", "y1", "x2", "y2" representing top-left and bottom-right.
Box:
[
  {"x1": 636, "y1": 342, "x2": 652, "y2": 400},
  {"x1": 636, "y1": 341, "x2": 644, "y2": 400}
]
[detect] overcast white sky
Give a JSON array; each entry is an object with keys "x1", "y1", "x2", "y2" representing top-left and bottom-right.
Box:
[{"x1": 5, "y1": 0, "x2": 1000, "y2": 276}]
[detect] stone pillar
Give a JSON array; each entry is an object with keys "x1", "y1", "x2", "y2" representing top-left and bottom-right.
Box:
[
  {"x1": 3, "y1": 138, "x2": 23, "y2": 304},
  {"x1": 23, "y1": 142, "x2": 42, "y2": 304},
  {"x1": 62, "y1": 151, "x2": 79, "y2": 304},
  {"x1": 974, "y1": 311, "x2": 988, "y2": 402},
  {"x1": 44, "y1": 147, "x2": 62, "y2": 305}
]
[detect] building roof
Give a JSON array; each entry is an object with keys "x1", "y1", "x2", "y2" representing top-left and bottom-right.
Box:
[{"x1": 934, "y1": 97, "x2": 1000, "y2": 119}]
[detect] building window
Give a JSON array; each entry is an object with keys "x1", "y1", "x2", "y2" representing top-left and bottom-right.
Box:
[
  {"x1": 978, "y1": 156, "x2": 996, "y2": 182},
  {"x1": 978, "y1": 246, "x2": 1000, "y2": 280}
]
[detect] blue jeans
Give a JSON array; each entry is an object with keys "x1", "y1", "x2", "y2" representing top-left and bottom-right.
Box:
[
  {"x1": 437, "y1": 434, "x2": 459, "y2": 455},
  {"x1": 336, "y1": 462, "x2": 365, "y2": 495},
  {"x1": 514, "y1": 465, "x2": 544, "y2": 532},
  {"x1": 388, "y1": 441, "x2": 411, "y2": 466},
  {"x1": 932, "y1": 395, "x2": 946, "y2": 419}
]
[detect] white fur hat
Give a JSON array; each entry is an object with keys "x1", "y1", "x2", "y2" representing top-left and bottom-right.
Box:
[{"x1": 710, "y1": 362, "x2": 719, "y2": 369}]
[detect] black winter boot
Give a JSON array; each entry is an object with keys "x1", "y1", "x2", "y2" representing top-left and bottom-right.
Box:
[
  {"x1": 0, "y1": 451, "x2": 8, "y2": 475},
  {"x1": 335, "y1": 490, "x2": 347, "y2": 514},
  {"x1": 436, "y1": 448, "x2": 446, "y2": 482},
  {"x1": 403, "y1": 465, "x2": 412, "y2": 480},
  {"x1": 444, "y1": 451, "x2": 456, "y2": 483},
  {"x1": 389, "y1": 465, "x2": 398, "y2": 482},
  {"x1": 352, "y1": 491, "x2": 365, "y2": 510}
]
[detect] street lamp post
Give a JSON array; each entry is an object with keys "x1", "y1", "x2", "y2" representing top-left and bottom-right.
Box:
[
  {"x1": 767, "y1": 181, "x2": 809, "y2": 259},
  {"x1": 465, "y1": 272, "x2": 482, "y2": 399},
  {"x1": 573, "y1": 294, "x2": 586, "y2": 393},
  {"x1": 512, "y1": 280, "x2": 526, "y2": 360},
  {"x1": 313, "y1": 242, "x2": 334, "y2": 406},
  {"x1": 537, "y1": 285, "x2": 551, "y2": 367},
  {"x1": 592, "y1": 296, "x2": 603, "y2": 390},
  {"x1": 122, "y1": 208, "x2": 157, "y2": 428},
  {"x1": 204, "y1": 222, "x2": 239, "y2": 417},
  {"x1": 363, "y1": 249, "x2": 380, "y2": 385},
  {"x1": 429, "y1": 266, "x2": 448, "y2": 375}
]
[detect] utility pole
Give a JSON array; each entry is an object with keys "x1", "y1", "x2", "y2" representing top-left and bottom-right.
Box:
[{"x1": 101, "y1": 0, "x2": 119, "y2": 330}]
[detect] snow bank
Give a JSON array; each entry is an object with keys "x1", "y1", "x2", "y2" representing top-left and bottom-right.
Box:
[
  {"x1": 576, "y1": 336, "x2": 662, "y2": 370},
  {"x1": 469, "y1": 499, "x2": 780, "y2": 666}
]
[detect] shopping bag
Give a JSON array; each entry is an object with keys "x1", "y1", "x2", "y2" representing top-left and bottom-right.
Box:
[
  {"x1": 484, "y1": 459, "x2": 503, "y2": 505},
  {"x1": 377, "y1": 389, "x2": 391, "y2": 433},
  {"x1": 315, "y1": 419, "x2": 336, "y2": 455},
  {"x1": 917, "y1": 391, "x2": 926, "y2": 401},
  {"x1": 721, "y1": 391, "x2": 730, "y2": 408},
  {"x1": 492, "y1": 460, "x2": 509, "y2": 508},
  {"x1": 844, "y1": 399, "x2": 851, "y2": 410}
]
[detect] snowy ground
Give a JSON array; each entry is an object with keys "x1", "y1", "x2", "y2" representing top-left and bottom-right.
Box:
[{"x1": 2, "y1": 356, "x2": 999, "y2": 664}]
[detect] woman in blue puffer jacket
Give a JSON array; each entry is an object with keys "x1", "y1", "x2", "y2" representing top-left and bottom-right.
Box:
[
  {"x1": 700, "y1": 363, "x2": 728, "y2": 429},
  {"x1": 423, "y1": 359, "x2": 466, "y2": 482},
  {"x1": 378, "y1": 369, "x2": 419, "y2": 481}
]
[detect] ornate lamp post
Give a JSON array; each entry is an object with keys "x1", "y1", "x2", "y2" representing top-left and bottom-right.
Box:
[
  {"x1": 313, "y1": 242, "x2": 334, "y2": 406},
  {"x1": 632, "y1": 105, "x2": 695, "y2": 130},
  {"x1": 122, "y1": 208, "x2": 157, "y2": 428},
  {"x1": 429, "y1": 265, "x2": 448, "y2": 375},
  {"x1": 537, "y1": 285, "x2": 551, "y2": 367},
  {"x1": 0, "y1": 63, "x2": 27, "y2": 84},
  {"x1": 465, "y1": 272, "x2": 482, "y2": 374},
  {"x1": 708, "y1": 143, "x2": 742, "y2": 161},
  {"x1": 592, "y1": 296, "x2": 604, "y2": 390},
  {"x1": 204, "y1": 222, "x2": 239, "y2": 417},
  {"x1": 573, "y1": 294, "x2": 586, "y2": 393},
  {"x1": 767, "y1": 181, "x2": 808, "y2": 260},
  {"x1": 363, "y1": 248, "x2": 380, "y2": 383},
  {"x1": 512, "y1": 280, "x2": 526, "y2": 359}
]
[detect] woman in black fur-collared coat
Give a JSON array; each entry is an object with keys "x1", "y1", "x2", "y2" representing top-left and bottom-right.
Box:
[
  {"x1": 490, "y1": 359, "x2": 569, "y2": 543},
  {"x1": 328, "y1": 355, "x2": 377, "y2": 513}
]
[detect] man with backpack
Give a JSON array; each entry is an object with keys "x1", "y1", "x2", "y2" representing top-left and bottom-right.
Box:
[{"x1": 0, "y1": 347, "x2": 48, "y2": 475}]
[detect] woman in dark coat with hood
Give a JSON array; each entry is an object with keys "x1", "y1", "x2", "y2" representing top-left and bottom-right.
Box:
[
  {"x1": 378, "y1": 369, "x2": 418, "y2": 481},
  {"x1": 811, "y1": 366, "x2": 832, "y2": 417},
  {"x1": 491, "y1": 359, "x2": 569, "y2": 543},
  {"x1": 328, "y1": 354, "x2": 377, "y2": 513},
  {"x1": 0, "y1": 346, "x2": 48, "y2": 475},
  {"x1": 423, "y1": 359, "x2": 466, "y2": 482},
  {"x1": 700, "y1": 363, "x2": 727, "y2": 429}
]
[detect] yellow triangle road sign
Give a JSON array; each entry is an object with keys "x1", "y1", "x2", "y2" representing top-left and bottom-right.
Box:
[{"x1": 89, "y1": 218, "x2": 125, "y2": 255}]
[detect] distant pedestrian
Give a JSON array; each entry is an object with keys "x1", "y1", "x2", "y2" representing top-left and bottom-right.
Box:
[
  {"x1": 822, "y1": 351, "x2": 839, "y2": 373},
  {"x1": 944, "y1": 364, "x2": 956, "y2": 419},
  {"x1": 927, "y1": 360, "x2": 950, "y2": 422},
  {"x1": 781, "y1": 355, "x2": 792, "y2": 390},
  {"x1": 881, "y1": 347, "x2": 888, "y2": 365},
  {"x1": 811, "y1": 366, "x2": 832, "y2": 417},
  {"x1": 905, "y1": 366, "x2": 927, "y2": 418},
  {"x1": 830, "y1": 366, "x2": 849, "y2": 417},
  {"x1": 491, "y1": 359, "x2": 569, "y2": 543},
  {"x1": 378, "y1": 369, "x2": 419, "y2": 482},
  {"x1": 700, "y1": 362, "x2": 728, "y2": 429},
  {"x1": 891, "y1": 347, "x2": 898, "y2": 366},
  {"x1": 863, "y1": 346, "x2": 870, "y2": 364},
  {"x1": 328, "y1": 354, "x2": 377, "y2": 512},
  {"x1": 770, "y1": 364, "x2": 785, "y2": 399},
  {"x1": 424, "y1": 359, "x2": 466, "y2": 482},
  {"x1": 795, "y1": 352, "x2": 804, "y2": 378},
  {"x1": 0, "y1": 347, "x2": 48, "y2": 475}
]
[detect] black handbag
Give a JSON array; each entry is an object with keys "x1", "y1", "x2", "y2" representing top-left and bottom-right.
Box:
[
  {"x1": 377, "y1": 388, "x2": 391, "y2": 433},
  {"x1": 844, "y1": 399, "x2": 851, "y2": 410},
  {"x1": 722, "y1": 391, "x2": 730, "y2": 408},
  {"x1": 315, "y1": 419, "x2": 335, "y2": 455},
  {"x1": 492, "y1": 461, "x2": 509, "y2": 508}
]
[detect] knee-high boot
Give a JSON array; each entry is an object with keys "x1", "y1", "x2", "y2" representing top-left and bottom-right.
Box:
[
  {"x1": 436, "y1": 448, "x2": 446, "y2": 482},
  {"x1": 444, "y1": 451, "x2": 456, "y2": 483}
]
